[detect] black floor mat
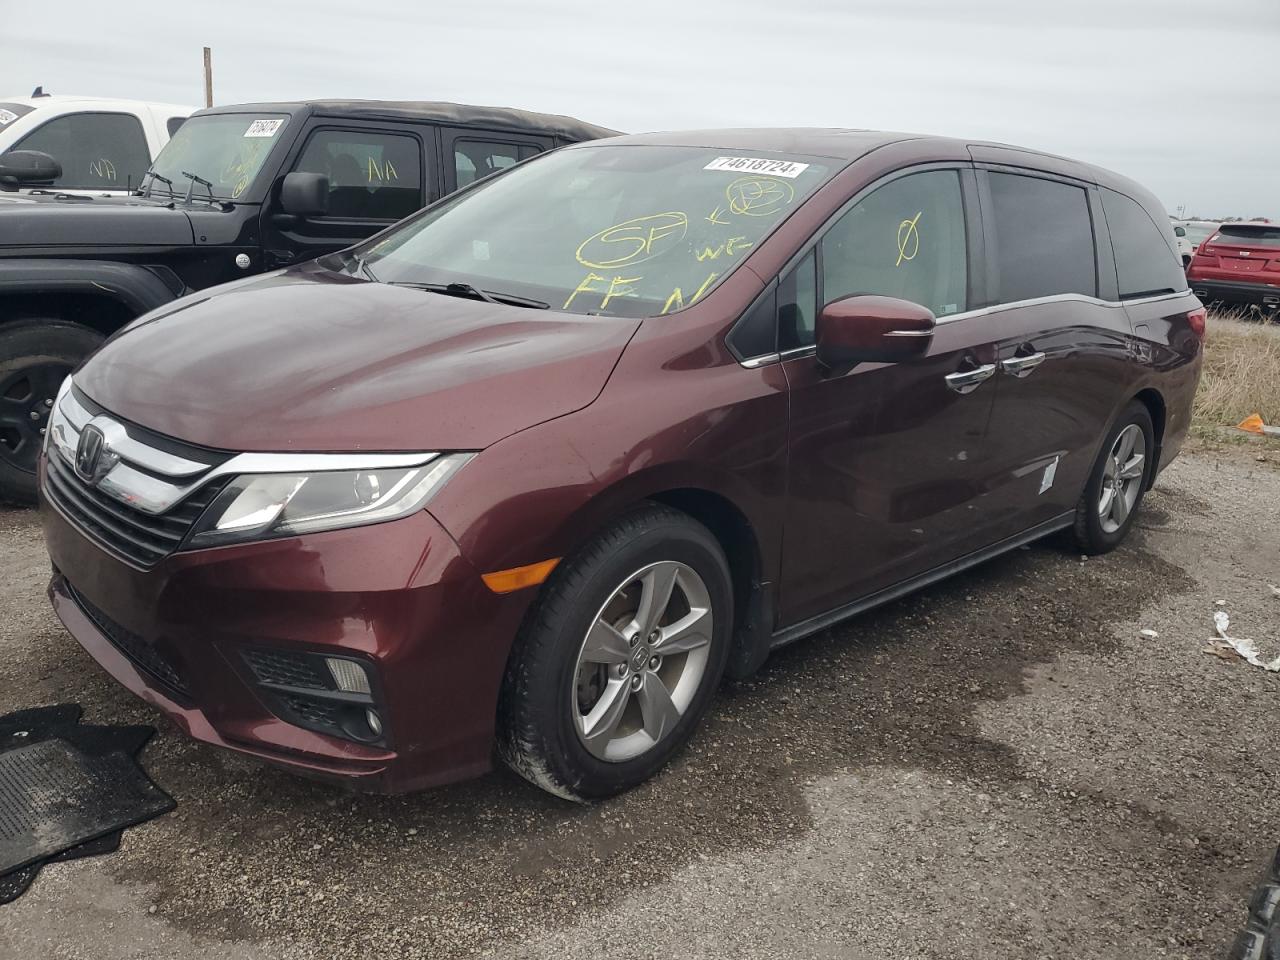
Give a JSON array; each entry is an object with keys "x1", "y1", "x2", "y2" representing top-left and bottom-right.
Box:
[{"x1": 0, "y1": 705, "x2": 172, "y2": 905}]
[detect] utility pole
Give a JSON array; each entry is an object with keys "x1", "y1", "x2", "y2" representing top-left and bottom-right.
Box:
[{"x1": 202, "y1": 46, "x2": 213, "y2": 108}]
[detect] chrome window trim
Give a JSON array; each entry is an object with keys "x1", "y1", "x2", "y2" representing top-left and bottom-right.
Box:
[{"x1": 733, "y1": 289, "x2": 1194, "y2": 367}]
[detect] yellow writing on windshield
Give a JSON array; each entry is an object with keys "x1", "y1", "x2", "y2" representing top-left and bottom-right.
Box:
[
  {"x1": 726, "y1": 176, "x2": 794, "y2": 217},
  {"x1": 695, "y1": 237, "x2": 753, "y2": 262},
  {"x1": 896, "y1": 211, "x2": 922, "y2": 266},
  {"x1": 563, "y1": 272, "x2": 643, "y2": 311},
  {"x1": 662, "y1": 272, "x2": 719, "y2": 315},
  {"x1": 577, "y1": 212, "x2": 688, "y2": 269}
]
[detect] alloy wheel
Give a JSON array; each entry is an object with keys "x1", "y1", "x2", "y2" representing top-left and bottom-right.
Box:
[
  {"x1": 1098, "y1": 423, "x2": 1146, "y2": 534},
  {"x1": 571, "y1": 560, "x2": 714, "y2": 762}
]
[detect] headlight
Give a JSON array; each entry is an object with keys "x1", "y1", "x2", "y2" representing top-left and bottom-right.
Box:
[{"x1": 187, "y1": 453, "x2": 472, "y2": 547}]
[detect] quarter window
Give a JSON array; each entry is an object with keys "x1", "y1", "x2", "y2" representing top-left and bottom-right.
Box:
[
  {"x1": 778, "y1": 251, "x2": 818, "y2": 351},
  {"x1": 987, "y1": 172, "x2": 1096, "y2": 303},
  {"x1": 821, "y1": 169, "x2": 968, "y2": 328},
  {"x1": 1102, "y1": 189, "x2": 1190, "y2": 299},
  {"x1": 454, "y1": 140, "x2": 533, "y2": 188},
  {"x1": 291, "y1": 129, "x2": 423, "y2": 220},
  {"x1": 12, "y1": 112, "x2": 151, "y2": 190}
]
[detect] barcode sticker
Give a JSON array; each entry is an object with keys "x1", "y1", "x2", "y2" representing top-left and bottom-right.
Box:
[
  {"x1": 244, "y1": 119, "x2": 284, "y2": 138},
  {"x1": 704, "y1": 156, "x2": 810, "y2": 178}
]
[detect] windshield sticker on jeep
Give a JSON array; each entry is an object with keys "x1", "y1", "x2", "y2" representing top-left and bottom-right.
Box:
[
  {"x1": 703, "y1": 157, "x2": 810, "y2": 178},
  {"x1": 0, "y1": 109, "x2": 18, "y2": 126},
  {"x1": 243, "y1": 119, "x2": 284, "y2": 138},
  {"x1": 896, "y1": 211, "x2": 923, "y2": 266}
]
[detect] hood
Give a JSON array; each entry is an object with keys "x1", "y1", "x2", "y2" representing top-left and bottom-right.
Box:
[
  {"x1": 75, "y1": 264, "x2": 640, "y2": 452},
  {"x1": 0, "y1": 194, "x2": 194, "y2": 247}
]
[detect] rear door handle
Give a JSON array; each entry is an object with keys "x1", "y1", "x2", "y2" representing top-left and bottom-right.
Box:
[
  {"x1": 1000, "y1": 352, "x2": 1047, "y2": 378},
  {"x1": 944, "y1": 363, "x2": 997, "y2": 395}
]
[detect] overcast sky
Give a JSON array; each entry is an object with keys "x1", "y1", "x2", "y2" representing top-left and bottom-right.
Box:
[{"x1": 5, "y1": 0, "x2": 1277, "y2": 218}]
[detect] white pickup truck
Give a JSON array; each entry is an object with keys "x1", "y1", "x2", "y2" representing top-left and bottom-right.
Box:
[{"x1": 0, "y1": 90, "x2": 194, "y2": 197}]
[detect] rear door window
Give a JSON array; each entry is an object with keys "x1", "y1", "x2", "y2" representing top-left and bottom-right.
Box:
[
  {"x1": 1101, "y1": 188, "x2": 1188, "y2": 299},
  {"x1": 987, "y1": 172, "x2": 1096, "y2": 303},
  {"x1": 12, "y1": 112, "x2": 151, "y2": 190},
  {"x1": 291, "y1": 128, "x2": 424, "y2": 220}
]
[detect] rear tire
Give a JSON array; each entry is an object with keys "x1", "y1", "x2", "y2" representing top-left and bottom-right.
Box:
[
  {"x1": 0, "y1": 320, "x2": 104, "y2": 505},
  {"x1": 498, "y1": 504, "x2": 733, "y2": 802},
  {"x1": 1070, "y1": 400, "x2": 1155, "y2": 555}
]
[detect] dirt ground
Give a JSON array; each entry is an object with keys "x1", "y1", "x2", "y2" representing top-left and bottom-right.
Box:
[{"x1": 1, "y1": 444, "x2": 1278, "y2": 960}]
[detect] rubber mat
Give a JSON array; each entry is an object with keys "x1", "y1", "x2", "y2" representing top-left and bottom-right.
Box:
[{"x1": 0, "y1": 705, "x2": 170, "y2": 905}]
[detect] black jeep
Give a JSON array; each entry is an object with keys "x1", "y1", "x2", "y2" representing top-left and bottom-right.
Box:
[{"x1": 0, "y1": 100, "x2": 617, "y2": 501}]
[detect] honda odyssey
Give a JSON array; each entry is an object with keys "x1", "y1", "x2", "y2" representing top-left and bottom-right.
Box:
[{"x1": 40, "y1": 129, "x2": 1203, "y2": 800}]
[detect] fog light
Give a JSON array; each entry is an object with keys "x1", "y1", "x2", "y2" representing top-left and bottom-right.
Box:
[
  {"x1": 326, "y1": 657, "x2": 372, "y2": 695},
  {"x1": 365, "y1": 708, "x2": 383, "y2": 737}
]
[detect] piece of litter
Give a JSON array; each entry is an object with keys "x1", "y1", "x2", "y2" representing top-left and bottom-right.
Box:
[
  {"x1": 1268, "y1": 584, "x2": 1280, "y2": 599},
  {"x1": 1139, "y1": 629, "x2": 1159, "y2": 639},
  {"x1": 1203, "y1": 642, "x2": 1240, "y2": 662},
  {"x1": 1215, "y1": 599, "x2": 1226, "y2": 607},
  {"x1": 1209, "y1": 608, "x2": 1280, "y2": 672}
]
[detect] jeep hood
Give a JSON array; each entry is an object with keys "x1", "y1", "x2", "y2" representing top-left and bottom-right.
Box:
[
  {"x1": 0, "y1": 195, "x2": 194, "y2": 247},
  {"x1": 74, "y1": 265, "x2": 640, "y2": 452}
]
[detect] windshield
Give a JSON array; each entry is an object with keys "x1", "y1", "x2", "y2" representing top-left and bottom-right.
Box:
[
  {"x1": 147, "y1": 113, "x2": 289, "y2": 200},
  {"x1": 359, "y1": 145, "x2": 835, "y2": 317}
]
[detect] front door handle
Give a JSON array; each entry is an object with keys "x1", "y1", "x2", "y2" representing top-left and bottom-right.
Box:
[
  {"x1": 944, "y1": 363, "x2": 997, "y2": 395},
  {"x1": 1000, "y1": 351, "x2": 1047, "y2": 378}
]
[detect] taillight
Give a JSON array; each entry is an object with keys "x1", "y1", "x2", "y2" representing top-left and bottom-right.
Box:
[{"x1": 1187, "y1": 307, "x2": 1206, "y2": 340}]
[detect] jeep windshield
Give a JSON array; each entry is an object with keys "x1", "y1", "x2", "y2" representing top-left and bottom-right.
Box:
[
  {"x1": 146, "y1": 113, "x2": 289, "y2": 201},
  {"x1": 358, "y1": 145, "x2": 835, "y2": 318}
]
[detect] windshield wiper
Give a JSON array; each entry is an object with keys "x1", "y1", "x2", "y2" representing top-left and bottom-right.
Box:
[
  {"x1": 343, "y1": 250, "x2": 377, "y2": 281},
  {"x1": 141, "y1": 170, "x2": 174, "y2": 199},
  {"x1": 180, "y1": 170, "x2": 216, "y2": 205},
  {"x1": 389, "y1": 281, "x2": 549, "y2": 310}
]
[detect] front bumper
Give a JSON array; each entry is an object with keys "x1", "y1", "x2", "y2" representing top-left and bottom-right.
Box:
[
  {"x1": 1185, "y1": 275, "x2": 1280, "y2": 307},
  {"x1": 41, "y1": 476, "x2": 532, "y2": 793}
]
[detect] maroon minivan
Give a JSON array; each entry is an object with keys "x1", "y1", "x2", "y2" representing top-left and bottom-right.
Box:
[{"x1": 40, "y1": 129, "x2": 1203, "y2": 800}]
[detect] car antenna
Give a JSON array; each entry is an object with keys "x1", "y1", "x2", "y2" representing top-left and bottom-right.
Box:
[{"x1": 31, "y1": 85, "x2": 49, "y2": 97}]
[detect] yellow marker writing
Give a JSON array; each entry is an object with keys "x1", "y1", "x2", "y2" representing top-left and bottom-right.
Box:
[
  {"x1": 896, "y1": 211, "x2": 922, "y2": 266},
  {"x1": 662, "y1": 272, "x2": 719, "y2": 315},
  {"x1": 564, "y1": 272, "x2": 609, "y2": 310}
]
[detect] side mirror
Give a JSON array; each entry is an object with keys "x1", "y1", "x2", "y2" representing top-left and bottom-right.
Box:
[
  {"x1": 0, "y1": 150, "x2": 62, "y2": 187},
  {"x1": 815, "y1": 294, "x2": 936, "y2": 368},
  {"x1": 279, "y1": 172, "x2": 329, "y2": 218}
]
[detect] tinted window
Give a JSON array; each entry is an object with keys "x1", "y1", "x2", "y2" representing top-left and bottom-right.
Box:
[
  {"x1": 778, "y1": 251, "x2": 818, "y2": 351},
  {"x1": 13, "y1": 112, "x2": 150, "y2": 190},
  {"x1": 1101, "y1": 189, "x2": 1188, "y2": 299},
  {"x1": 454, "y1": 140, "x2": 525, "y2": 187},
  {"x1": 988, "y1": 172, "x2": 1096, "y2": 302},
  {"x1": 166, "y1": 116, "x2": 186, "y2": 137},
  {"x1": 726, "y1": 284, "x2": 778, "y2": 360},
  {"x1": 820, "y1": 169, "x2": 968, "y2": 326},
  {"x1": 292, "y1": 129, "x2": 423, "y2": 220},
  {"x1": 1213, "y1": 225, "x2": 1280, "y2": 248}
]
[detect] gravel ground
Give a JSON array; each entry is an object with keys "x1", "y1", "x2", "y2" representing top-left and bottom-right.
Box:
[{"x1": 1, "y1": 445, "x2": 1277, "y2": 959}]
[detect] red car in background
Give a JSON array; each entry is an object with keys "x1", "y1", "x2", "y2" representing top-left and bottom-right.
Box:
[{"x1": 1187, "y1": 223, "x2": 1280, "y2": 315}]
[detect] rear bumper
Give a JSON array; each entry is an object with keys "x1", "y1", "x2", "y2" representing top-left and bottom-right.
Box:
[
  {"x1": 41, "y1": 473, "x2": 532, "y2": 793},
  {"x1": 1185, "y1": 275, "x2": 1280, "y2": 306}
]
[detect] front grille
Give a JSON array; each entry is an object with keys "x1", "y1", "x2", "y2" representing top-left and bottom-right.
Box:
[
  {"x1": 44, "y1": 454, "x2": 227, "y2": 569},
  {"x1": 242, "y1": 649, "x2": 331, "y2": 691},
  {"x1": 66, "y1": 582, "x2": 191, "y2": 700}
]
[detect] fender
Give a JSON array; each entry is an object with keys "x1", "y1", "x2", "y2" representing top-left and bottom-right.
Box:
[{"x1": 0, "y1": 258, "x2": 182, "y2": 321}]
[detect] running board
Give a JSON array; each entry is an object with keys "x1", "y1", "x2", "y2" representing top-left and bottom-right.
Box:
[{"x1": 769, "y1": 512, "x2": 1075, "y2": 650}]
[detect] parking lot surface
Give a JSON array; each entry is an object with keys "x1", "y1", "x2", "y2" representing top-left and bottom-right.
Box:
[{"x1": 1, "y1": 447, "x2": 1278, "y2": 960}]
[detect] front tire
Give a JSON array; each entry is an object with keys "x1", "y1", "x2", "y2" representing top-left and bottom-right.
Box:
[
  {"x1": 498, "y1": 504, "x2": 733, "y2": 802},
  {"x1": 1070, "y1": 400, "x2": 1154, "y2": 554},
  {"x1": 0, "y1": 320, "x2": 104, "y2": 504}
]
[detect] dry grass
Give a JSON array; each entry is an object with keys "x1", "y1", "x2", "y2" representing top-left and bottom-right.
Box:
[{"x1": 1193, "y1": 310, "x2": 1280, "y2": 427}]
